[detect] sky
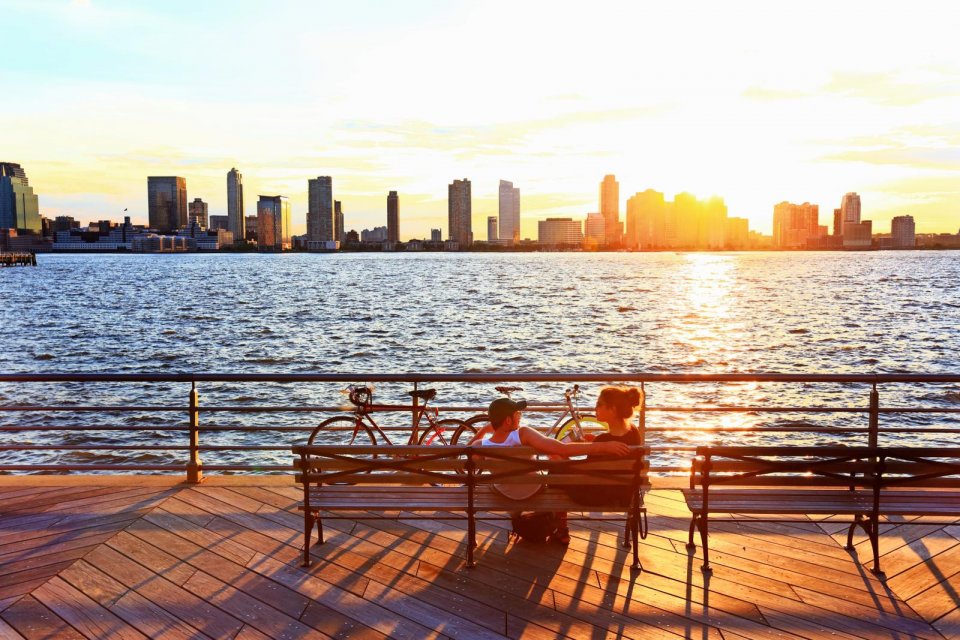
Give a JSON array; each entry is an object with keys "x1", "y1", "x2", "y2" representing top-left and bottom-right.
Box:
[{"x1": 3, "y1": 0, "x2": 960, "y2": 238}]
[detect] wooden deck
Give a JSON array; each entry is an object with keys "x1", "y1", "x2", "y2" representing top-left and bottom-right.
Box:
[{"x1": 1, "y1": 479, "x2": 959, "y2": 639}]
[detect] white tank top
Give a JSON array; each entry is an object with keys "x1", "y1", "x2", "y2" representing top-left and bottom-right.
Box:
[{"x1": 479, "y1": 429, "x2": 523, "y2": 447}]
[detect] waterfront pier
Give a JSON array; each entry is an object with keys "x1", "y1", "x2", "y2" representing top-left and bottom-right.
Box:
[
  {"x1": 1, "y1": 372, "x2": 959, "y2": 638},
  {"x1": 0, "y1": 252, "x2": 36, "y2": 267}
]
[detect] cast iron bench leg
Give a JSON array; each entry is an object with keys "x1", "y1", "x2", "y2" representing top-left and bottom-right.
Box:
[
  {"x1": 302, "y1": 512, "x2": 313, "y2": 567},
  {"x1": 686, "y1": 513, "x2": 698, "y2": 550}
]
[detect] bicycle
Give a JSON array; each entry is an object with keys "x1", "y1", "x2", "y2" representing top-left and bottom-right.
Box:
[
  {"x1": 307, "y1": 385, "x2": 468, "y2": 447},
  {"x1": 448, "y1": 384, "x2": 606, "y2": 445}
]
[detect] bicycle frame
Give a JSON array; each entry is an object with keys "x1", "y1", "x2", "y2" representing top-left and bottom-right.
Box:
[{"x1": 350, "y1": 402, "x2": 443, "y2": 445}]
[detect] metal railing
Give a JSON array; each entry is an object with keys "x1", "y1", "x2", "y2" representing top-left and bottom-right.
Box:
[{"x1": 1, "y1": 372, "x2": 959, "y2": 482}]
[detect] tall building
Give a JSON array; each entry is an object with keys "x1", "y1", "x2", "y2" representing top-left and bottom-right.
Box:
[
  {"x1": 244, "y1": 215, "x2": 258, "y2": 242},
  {"x1": 833, "y1": 208, "x2": 843, "y2": 237},
  {"x1": 600, "y1": 175, "x2": 620, "y2": 246},
  {"x1": 227, "y1": 168, "x2": 244, "y2": 244},
  {"x1": 209, "y1": 215, "x2": 229, "y2": 230},
  {"x1": 0, "y1": 162, "x2": 41, "y2": 233},
  {"x1": 307, "y1": 177, "x2": 334, "y2": 241},
  {"x1": 538, "y1": 218, "x2": 583, "y2": 247},
  {"x1": 841, "y1": 192, "x2": 861, "y2": 224},
  {"x1": 188, "y1": 198, "x2": 208, "y2": 228},
  {"x1": 584, "y1": 212, "x2": 605, "y2": 247},
  {"x1": 625, "y1": 189, "x2": 668, "y2": 249},
  {"x1": 257, "y1": 195, "x2": 291, "y2": 251},
  {"x1": 430, "y1": 228, "x2": 442, "y2": 242},
  {"x1": 448, "y1": 178, "x2": 472, "y2": 246},
  {"x1": 334, "y1": 201, "x2": 344, "y2": 244},
  {"x1": 487, "y1": 216, "x2": 498, "y2": 243},
  {"x1": 891, "y1": 215, "x2": 916, "y2": 249},
  {"x1": 147, "y1": 177, "x2": 187, "y2": 233},
  {"x1": 387, "y1": 191, "x2": 399, "y2": 243},
  {"x1": 498, "y1": 180, "x2": 520, "y2": 244},
  {"x1": 772, "y1": 201, "x2": 819, "y2": 248}
]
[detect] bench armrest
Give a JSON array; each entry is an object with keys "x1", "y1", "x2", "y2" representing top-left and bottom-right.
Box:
[{"x1": 690, "y1": 455, "x2": 705, "y2": 490}]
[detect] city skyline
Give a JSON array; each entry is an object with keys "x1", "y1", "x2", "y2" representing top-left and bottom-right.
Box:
[{"x1": 4, "y1": 2, "x2": 959, "y2": 238}]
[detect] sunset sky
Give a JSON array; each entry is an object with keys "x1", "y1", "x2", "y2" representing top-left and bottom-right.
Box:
[{"x1": 3, "y1": 0, "x2": 959, "y2": 239}]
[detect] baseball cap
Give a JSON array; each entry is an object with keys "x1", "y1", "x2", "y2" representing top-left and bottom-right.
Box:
[{"x1": 488, "y1": 397, "x2": 527, "y2": 425}]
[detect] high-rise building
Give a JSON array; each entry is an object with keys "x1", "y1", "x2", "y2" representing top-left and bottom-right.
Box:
[
  {"x1": 773, "y1": 201, "x2": 819, "y2": 248},
  {"x1": 307, "y1": 177, "x2": 334, "y2": 242},
  {"x1": 430, "y1": 228, "x2": 442, "y2": 242},
  {"x1": 209, "y1": 215, "x2": 229, "y2": 230},
  {"x1": 600, "y1": 175, "x2": 620, "y2": 246},
  {"x1": 0, "y1": 162, "x2": 41, "y2": 233},
  {"x1": 841, "y1": 192, "x2": 861, "y2": 224},
  {"x1": 487, "y1": 216, "x2": 498, "y2": 243},
  {"x1": 448, "y1": 179, "x2": 472, "y2": 246},
  {"x1": 498, "y1": 180, "x2": 520, "y2": 244},
  {"x1": 584, "y1": 212, "x2": 605, "y2": 247},
  {"x1": 188, "y1": 198, "x2": 208, "y2": 228},
  {"x1": 244, "y1": 215, "x2": 258, "y2": 242},
  {"x1": 843, "y1": 220, "x2": 873, "y2": 249},
  {"x1": 625, "y1": 189, "x2": 668, "y2": 249},
  {"x1": 334, "y1": 201, "x2": 344, "y2": 244},
  {"x1": 257, "y1": 195, "x2": 291, "y2": 251},
  {"x1": 538, "y1": 218, "x2": 583, "y2": 247},
  {"x1": 147, "y1": 176, "x2": 187, "y2": 233},
  {"x1": 833, "y1": 208, "x2": 843, "y2": 237},
  {"x1": 227, "y1": 168, "x2": 244, "y2": 244},
  {"x1": 387, "y1": 191, "x2": 399, "y2": 243},
  {"x1": 891, "y1": 215, "x2": 916, "y2": 249}
]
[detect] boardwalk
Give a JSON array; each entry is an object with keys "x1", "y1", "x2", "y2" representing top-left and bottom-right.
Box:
[{"x1": 1, "y1": 478, "x2": 958, "y2": 639}]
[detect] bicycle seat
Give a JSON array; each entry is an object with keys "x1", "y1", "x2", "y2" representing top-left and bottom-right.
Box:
[
  {"x1": 408, "y1": 388, "x2": 437, "y2": 402},
  {"x1": 494, "y1": 385, "x2": 523, "y2": 394}
]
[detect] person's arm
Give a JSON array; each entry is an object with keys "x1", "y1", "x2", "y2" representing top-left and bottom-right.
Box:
[
  {"x1": 518, "y1": 427, "x2": 630, "y2": 457},
  {"x1": 467, "y1": 424, "x2": 494, "y2": 445}
]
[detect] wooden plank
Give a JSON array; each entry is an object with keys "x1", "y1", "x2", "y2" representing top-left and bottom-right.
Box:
[
  {"x1": 84, "y1": 543, "x2": 244, "y2": 639},
  {"x1": 0, "y1": 616, "x2": 25, "y2": 640},
  {"x1": 110, "y1": 589, "x2": 214, "y2": 640},
  {"x1": 58, "y1": 560, "x2": 129, "y2": 608},
  {"x1": 0, "y1": 594, "x2": 86, "y2": 640},
  {"x1": 793, "y1": 585, "x2": 941, "y2": 639},
  {"x1": 31, "y1": 576, "x2": 147, "y2": 640},
  {"x1": 905, "y1": 572, "x2": 960, "y2": 624},
  {"x1": 105, "y1": 531, "x2": 197, "y2": 586}
]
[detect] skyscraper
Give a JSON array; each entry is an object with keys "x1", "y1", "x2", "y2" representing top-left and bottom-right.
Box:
[
  {"x1": 773, "y1": 201, "x2": 819, "y2": 248},
  {"x1": 188, "y1": 198, "x2": 208, "y2": 228},
  {"x1": 487, "y1": 216, "x2": 498, "y2": 243},
  {"x1": 307, "y1": 177, "x2": 334, "y2": 241},
  {"x1": 227, "y1": 168, "x2": 244, "y2": 244},
  {"x1": 387, "y1": 191, "x2": 399, "y2": 243},
  {"x1": 0, "y1": 162, "x2": 40, "y2": 233},
  {"x1": 600, "y1": 175, "x2": 620, "y2": 246},
  {"x1": 841, "y1": 192, "x2": 861, "y2": 224},
  {"x1": 891, "y1": 215, "x2": 916, "y2": 249},
  {"x1": 257, "y1": 195, "x2": 291, "y2": 251},
  {"x1": 147, "y1": 177, "x2": 187, "y2": 233},
  {"x1": 625, "y1": 189, "x2": 668, "y2": 249},
  {"x1": 498, "y1": 180, "x2": 520, "y2": 244},
  {"x1": 448, "y1": 179, "x2": 472, "y2": 246},
  {"x1": 334, "y1": 200, "x2": 344, "y2": 244},
  {"x1": 584, "y1": 213, "x2": 605, "y2": 247}
]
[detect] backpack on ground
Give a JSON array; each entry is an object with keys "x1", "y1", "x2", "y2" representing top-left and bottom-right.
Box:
[{"x1": 509, "y1": 511, "x2": 560, "y2": 543}]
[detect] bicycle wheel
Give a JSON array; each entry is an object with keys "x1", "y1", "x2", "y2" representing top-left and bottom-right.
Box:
[
  {"x1": 451, "y1": 420, "x2": 481, "y2": 445},
  {"x1": 555, "y1": 414, "x2": 606, "y2": 441},
  {"x1": 418, "y1": 418, "x2": 468, "y2": 446},
  {"x1": 307, "y1": 416, "x2": 376, "y2": 447}
]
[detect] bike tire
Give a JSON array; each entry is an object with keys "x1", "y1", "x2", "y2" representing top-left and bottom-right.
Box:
[
  {"x1": 450, "y1": 421, "x2": 481, "y2": 446},
  {"x1": 418, "y1": 418, "x2": 468, "y2": 446},
  {"x1": 555, "y1": 414, "x2": 605, "y2": 441},
  {"x1": 307, "y1": 416, "x2": 376, "y2": 447}
]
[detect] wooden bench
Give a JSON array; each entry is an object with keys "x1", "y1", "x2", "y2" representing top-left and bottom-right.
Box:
[
  {"x1": 682, "y1": 446, "x2": 960, "y2": 577},
  {"x1": 293, "y1": 444, "x2": 650, "y2": 570}
]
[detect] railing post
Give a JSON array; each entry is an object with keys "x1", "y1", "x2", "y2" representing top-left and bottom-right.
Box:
[
  {"x1": 638, "y1": 382, "x2": 646, "y2": 448},
  {"x1": 412, "y1": 381, "x2": 419, "y2": 438},
  {"x1": 186, "y1": 381, "x2": 203, "y2": 483},
  {"x1": 868, "y1": 383, "x2": 879, "y2": 449}
]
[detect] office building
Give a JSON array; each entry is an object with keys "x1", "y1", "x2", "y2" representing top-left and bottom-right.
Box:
[
  {"x1": 625, "y1": 189, "x2": 668, "y2": 249},
  {"x1": 0, "y1": 162, "x2": 41, "y2": 233},
  {"x1": 487, "y1": 216, "x2": 498, "y2": 243},
  {"x1": 843, "y1": 221, "x2": 873, "y2": 248},
  {"x1": 448, "y1": 178, "x2": 472, "y2": 246},
  {"x1": 833, "y1": 208, "x2": 843, "y2": 237},
  {"x1": 147, "y1": 176, "x2": 187, "y2": 233},
  {"x1": 430, "y1": 228, "x2": 442, "y2": 242},
  {"x1": 841, "y1": 192, "x2": 861, "y2": 224},
  {"x1": 773, "y1": 201, "x2": 819, "y2": 249},
  {"x1": 726, "y1": 217, "x2": 750, "y2": 249},
  {"x1": 227, "y1": 168, "x2": 244, "y2": 244},
  {"x1": 891, "y1": 215, "x2": 916, "y2": 249},
  {"x1": 600, "y1": 175, "x2": 620, "y2": 246},
  {"x1": 209, "y1": 215, "x2": 229, "y2": 230},
  {"x1": 307, "y1": 177, "x2": 334, "y2": 241},
  {"x1": 584, "y1": 212, "x2": 605, "y2": 247},
  {"x1": 498, "y1": 180, "x2": 520, "y2": 244},
  {"x1": 538, "y1": 218, "x2": 583, "y2": 247},
  {"x1": 387, "y1": 191, "x2": 399, "y2": 243},
  {"x1": 361, "y1": 226, "x2": 388, "y2": 243},
  {"x1": 188, "y1": 198, "x2": 208, "y2": 228},
  {"x1": 334, "y1": 201, "x2": 344, "y2": 244},
  {"x1": 244, "y1": 215, "x2": 258, "y2": 242},
  {"x1": 257, "y1": 195, "x2": 291, "y2": 251}
]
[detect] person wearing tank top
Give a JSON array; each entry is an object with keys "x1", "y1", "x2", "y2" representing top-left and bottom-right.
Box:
[{"x1": 470, "y1": 397, "x2": 632, "y2": 543}]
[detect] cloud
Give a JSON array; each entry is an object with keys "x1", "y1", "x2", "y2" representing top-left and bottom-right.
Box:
[{"x1": 824, "y1": 147, "x2": 960, "y2": 170}]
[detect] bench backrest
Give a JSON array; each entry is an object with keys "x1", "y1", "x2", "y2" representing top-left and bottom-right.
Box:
[
  {"x1": 691, "y1": 446, "x2": 960, "y2": 490},
  {"x1": 690, "y1": 446, "x2": 879, "y2": 490},
  {"x1": 293, "y1": 444, "x2": 649, "y2": 488}
]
